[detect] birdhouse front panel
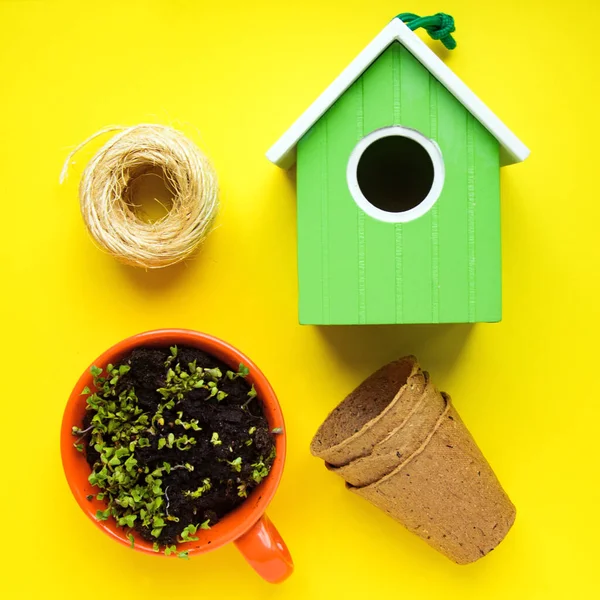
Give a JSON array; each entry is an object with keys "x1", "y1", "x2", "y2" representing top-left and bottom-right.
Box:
[{"x1": 296, "y1": 42, "x2": 501, "y2": 325}]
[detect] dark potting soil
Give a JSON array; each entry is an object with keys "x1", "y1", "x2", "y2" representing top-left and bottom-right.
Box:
[{"x1": 80, "y1": 346, "x2": 276, "y2": 547}]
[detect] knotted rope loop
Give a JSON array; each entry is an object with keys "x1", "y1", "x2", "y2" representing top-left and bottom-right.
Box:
[{"x1": 397, "y1": 11, "x2": 457, "y2": 50}]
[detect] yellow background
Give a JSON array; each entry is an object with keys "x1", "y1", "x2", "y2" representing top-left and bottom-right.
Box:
[{"x1": 1, "y1": 0, "x2": 598, "y2": 597}]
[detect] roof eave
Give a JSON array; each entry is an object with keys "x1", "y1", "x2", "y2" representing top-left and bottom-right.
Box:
[{"x1": 266, "y1": 19, "x2": 529, "y2": 169}]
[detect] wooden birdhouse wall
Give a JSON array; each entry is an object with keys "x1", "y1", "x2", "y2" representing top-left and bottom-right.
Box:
[{"x1": 296, "y1": 41, "x2": 501, "y2": 325}]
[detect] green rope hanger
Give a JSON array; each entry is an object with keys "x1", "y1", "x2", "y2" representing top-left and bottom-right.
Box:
[{"x1": 397, "y1": 12, "x2": 457, "y2": 50}]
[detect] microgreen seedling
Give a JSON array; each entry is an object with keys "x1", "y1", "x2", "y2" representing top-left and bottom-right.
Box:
[
  {"x1": 165, "y1": 346, "x2": 178, "y2": 368},
  {"x1": 205, "y1": 367, "x2": 222, "y2": 380},
  {"x1": 241, "y1": 384, "x2": 258, "y2": 410},
  {"x1": 251, "y1": 458, "x2": 270, "y2": 484},
  {"x1": 227, "y1": 363, "x2": 250, "y2": 380},
  {"x1": 179, "y1": 523, "x2": 200, "y2": 542},
  {"x1": 227, "y1": 457, "x2": 242, "y2": 473},
  {"x1": 183, "y1": 479, "x2": 211, "y2": 499},
  {"x1": 74, "y1": 346, "x2": 275, "y2": 555}
]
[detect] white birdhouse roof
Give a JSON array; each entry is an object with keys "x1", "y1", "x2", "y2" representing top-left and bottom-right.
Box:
[{"x1": 266, "y1": 18, "x2": 529, "y2": 169}]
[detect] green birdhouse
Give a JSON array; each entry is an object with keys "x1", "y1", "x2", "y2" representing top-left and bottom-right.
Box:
[{"x1": 267, "y1": 16, "x2": 529, "y2": 325}]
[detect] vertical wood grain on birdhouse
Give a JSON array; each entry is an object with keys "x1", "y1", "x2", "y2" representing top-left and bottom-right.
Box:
[{"x1": 296, "y1": 43, "x2": 500, "y2": 325}]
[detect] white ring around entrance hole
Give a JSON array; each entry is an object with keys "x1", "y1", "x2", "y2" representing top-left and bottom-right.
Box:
[{"x1": 346, "y1": 126, "x2": 445, "y2": 224}]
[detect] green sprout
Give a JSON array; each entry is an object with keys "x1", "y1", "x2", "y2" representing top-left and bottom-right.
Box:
[
  {"x1": 72, "y1": 425, "x2": 93, "y2": 436},
  {"x1": 74, "y1": 347, "x2": 275, "y2": 557},
  {"x1": 226, "y1": 363, "x2": 250, "y2": 380},
  {"x1": 183, "y1": 479, "x2": 212, "y2": 499},
  {"x1": 151, "y1": 515, "x2": 166, "y2": 538},
  {"x1": 204, "y1": 367, "x2": 222, "y2": 380},
  {"x1": 96, "y1": 509, "x2": 110, "y2": 521},
  {"x1": 118, "y1": 514, "x2": 137, "y2": 528},
  {"x1": 165, "y1": 346, "x2": 178, "y2": 368},
  {"x1": 241, "y1": 385, "x2": 258, "y2": 409},
  {"x1": 174, "y1": 413, "x2": 202, "y2": 431},
  {"x1": 175, "y1": 434, "x2": 197, "y2": 451},
  {"x1": 251, "y1": 459, "x2": 270, "y2": 484},
  {"x1": 157, "y1": 352, "x2": 232, "y2": 403},
  {"x1": 180, "y1": 523, "x2": 200, "y2": 542},
  {"x1": 227, "y1": 457, "x2": 242, "y2": 473}
]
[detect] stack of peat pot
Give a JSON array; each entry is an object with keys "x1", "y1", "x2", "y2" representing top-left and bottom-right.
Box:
[{"x1": 310, "y1": 357, "x2": 515, "y2": 564}]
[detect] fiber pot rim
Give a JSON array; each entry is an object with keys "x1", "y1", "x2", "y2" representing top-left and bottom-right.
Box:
[
  {"x1": 60, "y1": 328, "x2": 286, "y2": 557},
  {"x1": 311, "y1": 356, "x2": 419, "y2": 458}
]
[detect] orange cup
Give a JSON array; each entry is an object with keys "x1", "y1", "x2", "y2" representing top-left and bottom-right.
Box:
[{"x1": 61, "y1": 329, "x2": 293, "y2": 583}]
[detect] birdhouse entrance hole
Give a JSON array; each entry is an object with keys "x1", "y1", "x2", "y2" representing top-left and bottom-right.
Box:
[
  {"x1": 347, "y1": 126, "x2": 445, "y2": 223},
  {"x1": 358, "y1": 136, "x2": 433, "y2": 210}
]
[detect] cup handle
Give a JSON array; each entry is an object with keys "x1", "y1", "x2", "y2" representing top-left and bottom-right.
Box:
[{"x1": 234, "y1": 514, "x2": 293, "y2": 583}]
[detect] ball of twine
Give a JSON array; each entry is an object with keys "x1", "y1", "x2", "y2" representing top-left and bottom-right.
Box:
[{"x1": 60, "y1": 124, "x2": 219, "y2": 269}]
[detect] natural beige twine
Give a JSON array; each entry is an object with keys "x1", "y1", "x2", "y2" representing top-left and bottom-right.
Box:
[{"x1": 60, "y1": 124, "x2": 219, "y2": 269}]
